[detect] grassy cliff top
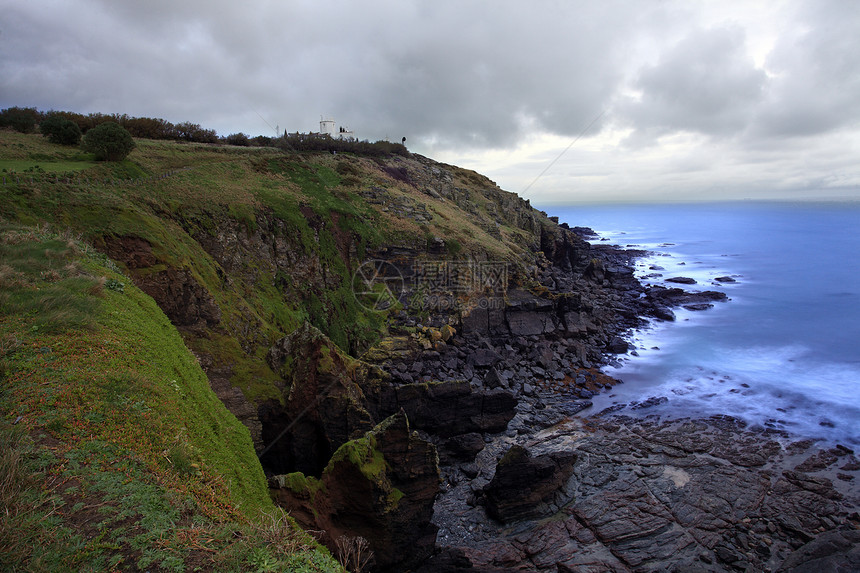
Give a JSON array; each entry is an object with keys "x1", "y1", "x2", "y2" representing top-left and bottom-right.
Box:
[{"x1": 0, "y1": 129, "x2": 541, "y2": 260}]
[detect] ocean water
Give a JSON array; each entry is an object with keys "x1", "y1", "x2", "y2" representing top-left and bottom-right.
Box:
[{"x1": 546, "y1": 201, "x2": 860, "y2": 445}]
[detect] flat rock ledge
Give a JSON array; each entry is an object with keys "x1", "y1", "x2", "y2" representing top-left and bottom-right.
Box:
[{"x1": 423, "y1": 415, "x2": 860, "y2": 573}]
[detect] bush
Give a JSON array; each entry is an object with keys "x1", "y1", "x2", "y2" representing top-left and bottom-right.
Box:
[
  {"x1": 276, "y1": 133, "x2": 409, "y2": 158},
  {"x1": 39, "y1": 114, "x2": 82, "y2": 145},
  {"x1": 0, "y1": 107, "x2": 40, "y2": 133},
  {"x1": 123, "y1": 116, "x2": 175, "y2": 139},
  {"x1": 81, "y1": 122, "x2": 136, "y2": 161},
  {"x1": 250, "y1": 135, "x2": 274, "y2": 147}
]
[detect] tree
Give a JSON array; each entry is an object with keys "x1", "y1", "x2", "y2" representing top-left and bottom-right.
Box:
[
  {"x1": 123, "y1": 116, "x2": 174, "y2": 139},
  {"x1": 40, "y1": 114, "x2": 82, "y2": 145},
  {"x1": 174, "y1": 121, "x2": 218, "y2": 143},
  {"x1": 225, "y1": 132, "x2": 250, "y2": 146},
  {"x1": 81, "y1": 122, "x2": 136, "y2": 161}
]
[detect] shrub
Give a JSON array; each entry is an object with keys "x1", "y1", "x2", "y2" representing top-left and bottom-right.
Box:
[
  {"x1": 0, "y1": 107, "x2": 40, "y2": 133},
  {"x1": 39, "y1": 114, "x2": 82, "y2": 145},
  {"x1": 279, "y1": 133, "x2": 409, "y2": 157},
  {"x1": 81, "y1": 122, "x2": 136, "y2": 161},
  {"x1": 446, "y1": 238, "x2": 463, "y2": 256},
  {"x1": 250, "y1": 135, "x2": 274, "y2": 147}
]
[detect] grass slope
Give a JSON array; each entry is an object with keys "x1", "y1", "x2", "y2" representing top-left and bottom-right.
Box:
[{"x1": 0, "y1": 223, "x2": 340, "y2": 572}]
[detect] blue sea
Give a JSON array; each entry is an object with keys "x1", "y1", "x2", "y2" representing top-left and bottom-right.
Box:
[{"x1": 547, "y1": 201, "x2": 860, "y2": 446}]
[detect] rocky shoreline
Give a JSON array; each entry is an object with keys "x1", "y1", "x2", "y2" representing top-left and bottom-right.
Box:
[
  {"x1": 265, "y1": 221, "x2": 858, "y2": 572},
  {"x1": 424, "y1": 414, "x2": 859, "y2": 572}
]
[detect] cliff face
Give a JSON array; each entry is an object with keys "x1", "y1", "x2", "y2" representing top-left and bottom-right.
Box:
[{"x1": 0, "y1": 134, "x2": 661, "y2": 569}]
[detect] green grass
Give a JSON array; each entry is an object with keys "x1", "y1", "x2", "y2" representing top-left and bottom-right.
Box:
[
  {"x1": 326, "y1": 434, "x2": 387, "y2": 483},
  {"x1": 0, "y1": 224, "x2": 341, "y2": 572},
  {"x1": 0, "y1": 132, "x2": 98, "y2": 175},
  {"x1": 0, "y1": 159, "x2": 95, "y2": 174},
  {"x1": 0, "y1": 229, "x2": 102, "y2": 333}
]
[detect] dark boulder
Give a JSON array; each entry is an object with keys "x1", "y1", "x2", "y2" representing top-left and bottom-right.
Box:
[
  {"x1": 483, "y1": 445, "x2": 577, "y2": 523},
  {"x1": 467, "y1": 347, "x2": 503, "y2": 368},
  {"x1": 607, "y1": 336, "x2": 629, "y2": 354},
  {"x1": 483, "y1": 367, "x2": 506, "y2": 389},
  {"x1": 364, "y1": 380, "x2": 517, "y2": 438},
  {"x1": 650, "y1": 304, "x2": 676, "y2": 321},
  {"x1": 507, "y1": 310, "x2": 556, "y2": 336},
  {"x1": 440, "y1": 432, "x2": 486, "y2": 464},
  {"x1": 666, "y1": 276, "x2": 697, "y2": 284}
]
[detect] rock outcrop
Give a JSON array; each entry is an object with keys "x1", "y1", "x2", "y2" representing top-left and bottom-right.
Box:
[
  {"x1": 263, "y1": 323, "x2": 375, "y2": 476},
  {"x1": 271, "y1": 413, "x2": 441, "y2": 572},
  {"x1": 100, "y1": 234, "x2": 222, "y2": 331},
  {"x1": 363, "y1": 380, "x2": 517, "y2": 438},
  {"x1": 646, "y1": 285, "x2": 728, "y2": 309}
]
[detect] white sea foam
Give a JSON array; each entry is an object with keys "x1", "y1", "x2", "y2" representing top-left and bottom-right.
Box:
[{"x1": 593, "y1": 338, "x2": 860, "y2": 445}]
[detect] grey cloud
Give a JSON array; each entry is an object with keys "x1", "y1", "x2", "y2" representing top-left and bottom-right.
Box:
[
  {"x1": 753, "y1": 0, "x2": 860, "y2": 138},
  {"x1": 2, "y1": 1, "x2": 635, "y2": 144},
  {"x1": 1, "y1": 0, "x2": 858, "y2": 202},
  {"x1": 618, "y1": 25, "x2": 766, "y2": 144},
  {"x1": 325, "y1": 2, "x2": 636, "y2": 148}
]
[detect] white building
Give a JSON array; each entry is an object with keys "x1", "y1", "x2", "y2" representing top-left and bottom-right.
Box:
[{"x1": 319, "y1": 116, "x2": 354, "y2": 140}]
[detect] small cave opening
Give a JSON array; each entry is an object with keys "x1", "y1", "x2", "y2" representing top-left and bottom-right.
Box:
[{"x1": 257, "y1": 401, "x2": 332, "y2": 478}]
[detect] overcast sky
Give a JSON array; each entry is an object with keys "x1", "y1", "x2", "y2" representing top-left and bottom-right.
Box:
[{"x1": 2, "y1": 1, "x2": 859, "y2": 203}]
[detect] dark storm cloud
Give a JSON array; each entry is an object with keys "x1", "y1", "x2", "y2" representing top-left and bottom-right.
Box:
[
  {"x1": 289, "y1": 1, "x2": 637, "y2": 147},
  {"x1": 1, "y1": 1, "x2": 635, "y2": 144}
]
